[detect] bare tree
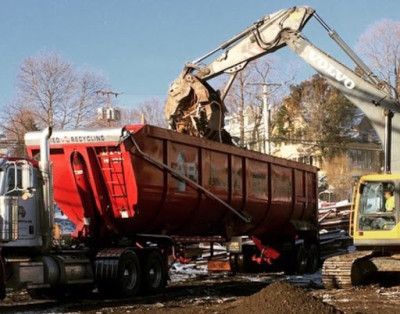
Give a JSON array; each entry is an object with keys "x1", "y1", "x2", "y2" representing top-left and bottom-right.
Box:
[
  {"x1": 1, "y1": 101, "x2": 39, "y2": 156},
  {"x1": 355, "y1": 19, "x2": 400, "y2": 100},
  {"x1": 119, "y1": 98, "x2": 167, "y2": 128},
  {"x1": 14, "y1": 50, "x2": 109, "y2": 129},
  {"x1": 224, "y1": 69, "x2": 252, "y2": 147},
  {"x1": 72, "y1": 69, "x2": 109, "y2": 128},
  {"x1": 223, "y1": 57, "x2": 296, "y2": 150}
]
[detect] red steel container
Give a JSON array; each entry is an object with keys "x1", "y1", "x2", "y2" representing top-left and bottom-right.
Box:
[{"x1": 25, "y1": 125, "x2": 318, "y2": 243}]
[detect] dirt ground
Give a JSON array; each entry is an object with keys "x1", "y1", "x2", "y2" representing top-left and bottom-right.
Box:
[{"x1": 1, "y1": 270, "x2": 400, "y2": 313}]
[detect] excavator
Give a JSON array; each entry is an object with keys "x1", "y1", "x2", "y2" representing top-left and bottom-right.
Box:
[{"x1": 165, "y1": 6, "x2": 400, "y2": 288}]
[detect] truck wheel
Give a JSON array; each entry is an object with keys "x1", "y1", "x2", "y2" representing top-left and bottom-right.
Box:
[
  {"x1": 306, "y1": 244, "x2": 319, "y2": 274},
  {"x1": 229, "y1": 253, "x2": 247, "y2": 273},
  {"x1": 0, "y1": 284, "x2": 4, "y2": 300},
  {"x1": 27, "y1": 288, "x2": 65, "y2": 300},
  {"x1": 285, "y1": 244, "x2": 308, "y2": 275},
  {"x1": 0, "y1": 274, "x2": 5, "y2": 300},
  {"x1": 229, "y1": 246, "x2": 255, "y2": 274},
  {"x1": 295, "y1": 244, "x2": 308, "y2": 274},
  {"x1": 116, "y1": 250, "x2": 141, "y2": 297},
  {"x1": 229, "y1": 253, "x2": 239, "y2": 274},
  {"x1": 141, "y1": 251, "x2": 166, "y2": 293},
  {"x1": 0, "y1": 258, "x2": 5, "y2": 300}
]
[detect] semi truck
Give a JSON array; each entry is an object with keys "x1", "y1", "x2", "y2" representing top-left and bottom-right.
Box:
[{"x1": 0, "y1": 124, "x2": 318, "y2": 298}]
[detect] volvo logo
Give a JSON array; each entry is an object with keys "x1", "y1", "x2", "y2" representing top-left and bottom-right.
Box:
[{"x1": 309, "y1": 50, "x2": 355, "y2": 90}]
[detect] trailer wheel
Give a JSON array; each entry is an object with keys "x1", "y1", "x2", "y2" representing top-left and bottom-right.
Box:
[
  {"x1": 141, "y1": 251, "x2": 166, "y2": 293},
  {"x1": 285, "y1": 244, "x2": 308, "y2": 275},
  {"x1": 229, "y1": 254, "x2": 238, "y2": 274},
  {"x1": 0, "y1": 259, "x2": 5, "y2": 300},
  {"x1": 295, "y1": 244, "x2": 308, "y2": 274},
  {"x1": 306, "y1": 244, "x2": 319, "y2": 274},
  {"x1": 229, "y1": 253, "x2": 248, "y2": 273},
  {"x1": 229, "y1": 245, "x2": 256, "y2": 274},
  {"x1": 27, "y1": 287, "x2": 65, "y2": 300},
  {"x1": 116, "y1": 250, "x2": 141, "y2": 297},
  {"x1": 0, "y1": 283, "x2": 4, "y2": 300}
]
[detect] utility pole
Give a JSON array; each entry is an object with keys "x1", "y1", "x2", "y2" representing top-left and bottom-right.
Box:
[
  {"x1": 95, "y1": 90, "x2": 122, "y2": 127},
  {"x1": 96, "y1": 90, "x2": 121, "y2": 105},
  {"x1": 246, "y1": 83, "x2": 281, "y2": 154}
]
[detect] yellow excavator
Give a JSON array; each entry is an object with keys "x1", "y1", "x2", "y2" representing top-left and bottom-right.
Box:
[
  {"x1": 165, "y1": 6, "x2": 400, "y2": 287},
  {"x1": 323, "y1": 171, "x2": 400, "y2": 288}
]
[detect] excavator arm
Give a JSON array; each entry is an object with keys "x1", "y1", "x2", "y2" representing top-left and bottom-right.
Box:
[
  {"x1": 191, "y1": 7, "x2": 315, "y2": 81},
  {"x1": 166, "y1": 6, "x2": 400, "y2": 172},
  {"x1": 165, "y1": 6, "x2": 314, "y2": 143}
]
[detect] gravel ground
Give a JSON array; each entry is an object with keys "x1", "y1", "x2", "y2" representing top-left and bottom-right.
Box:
[{"x1": 1, "y1": 268, "x2": 399, "y2": 313}]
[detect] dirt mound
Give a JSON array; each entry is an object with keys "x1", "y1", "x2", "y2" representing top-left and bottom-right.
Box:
[{"x1": 229, "y1": 281, "x2": 337, "y2": 314}]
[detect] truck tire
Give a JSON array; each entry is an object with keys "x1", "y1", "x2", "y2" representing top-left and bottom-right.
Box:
[
  {"x1": 295, "y1": 244, "x2": 308, "y2": 274},
  {"x1": 141, "y1": 251, "x2": 166, "y2": 293},
  {"x1": 229, "y1": 245, "x2": 256, "y2": 274},
  {"x1": 306, "y1": 244, "x2": 319, "y2": 274},
  {"x1": 27, "y1": 287, "x2": 65, "y2": 300},
  {"x1": 0, "y1": 257, "x2": 5, "y2": 300},
  {"x1": 284, "y1": 244, "x2": 308, "y2": 275},
  {"x1": 229, "y1": 253, "x2": 249, "y2": 273},
  {"x1": 116, "y1": 250, "x2": 141, "y2": 297},
  {"x1": 229, "y1": 253, "x2": 238, "y2": 274},
  {"x1": 0, "y1": 284, "x2": 4, "y2": 300}
]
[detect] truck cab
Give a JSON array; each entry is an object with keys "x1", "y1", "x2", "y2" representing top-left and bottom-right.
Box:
[{"x1": 0, "y1": 158, "x2": 44, "y2": 248}]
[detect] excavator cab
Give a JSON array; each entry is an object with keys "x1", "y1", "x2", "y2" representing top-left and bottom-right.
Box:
[
  {"x1": 358, "y1": 180, "x2": 397, "y2": 231},
  {"x1": 353, "y1": 174, "x2": 400, "y2": 247}
]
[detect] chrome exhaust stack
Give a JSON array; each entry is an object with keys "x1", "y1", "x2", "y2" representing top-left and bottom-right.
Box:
[{"x1": 39, "y1": 127, "x2": 54, "y2": 250}]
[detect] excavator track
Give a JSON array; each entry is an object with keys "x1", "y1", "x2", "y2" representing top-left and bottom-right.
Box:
[{"x1": 322, "y1": 251, "x2": 373, "y2": 289}]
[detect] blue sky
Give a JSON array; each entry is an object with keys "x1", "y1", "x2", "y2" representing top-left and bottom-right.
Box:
[{"x1": 1, "y1": 0, "x2": 399, "y2": 109}]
